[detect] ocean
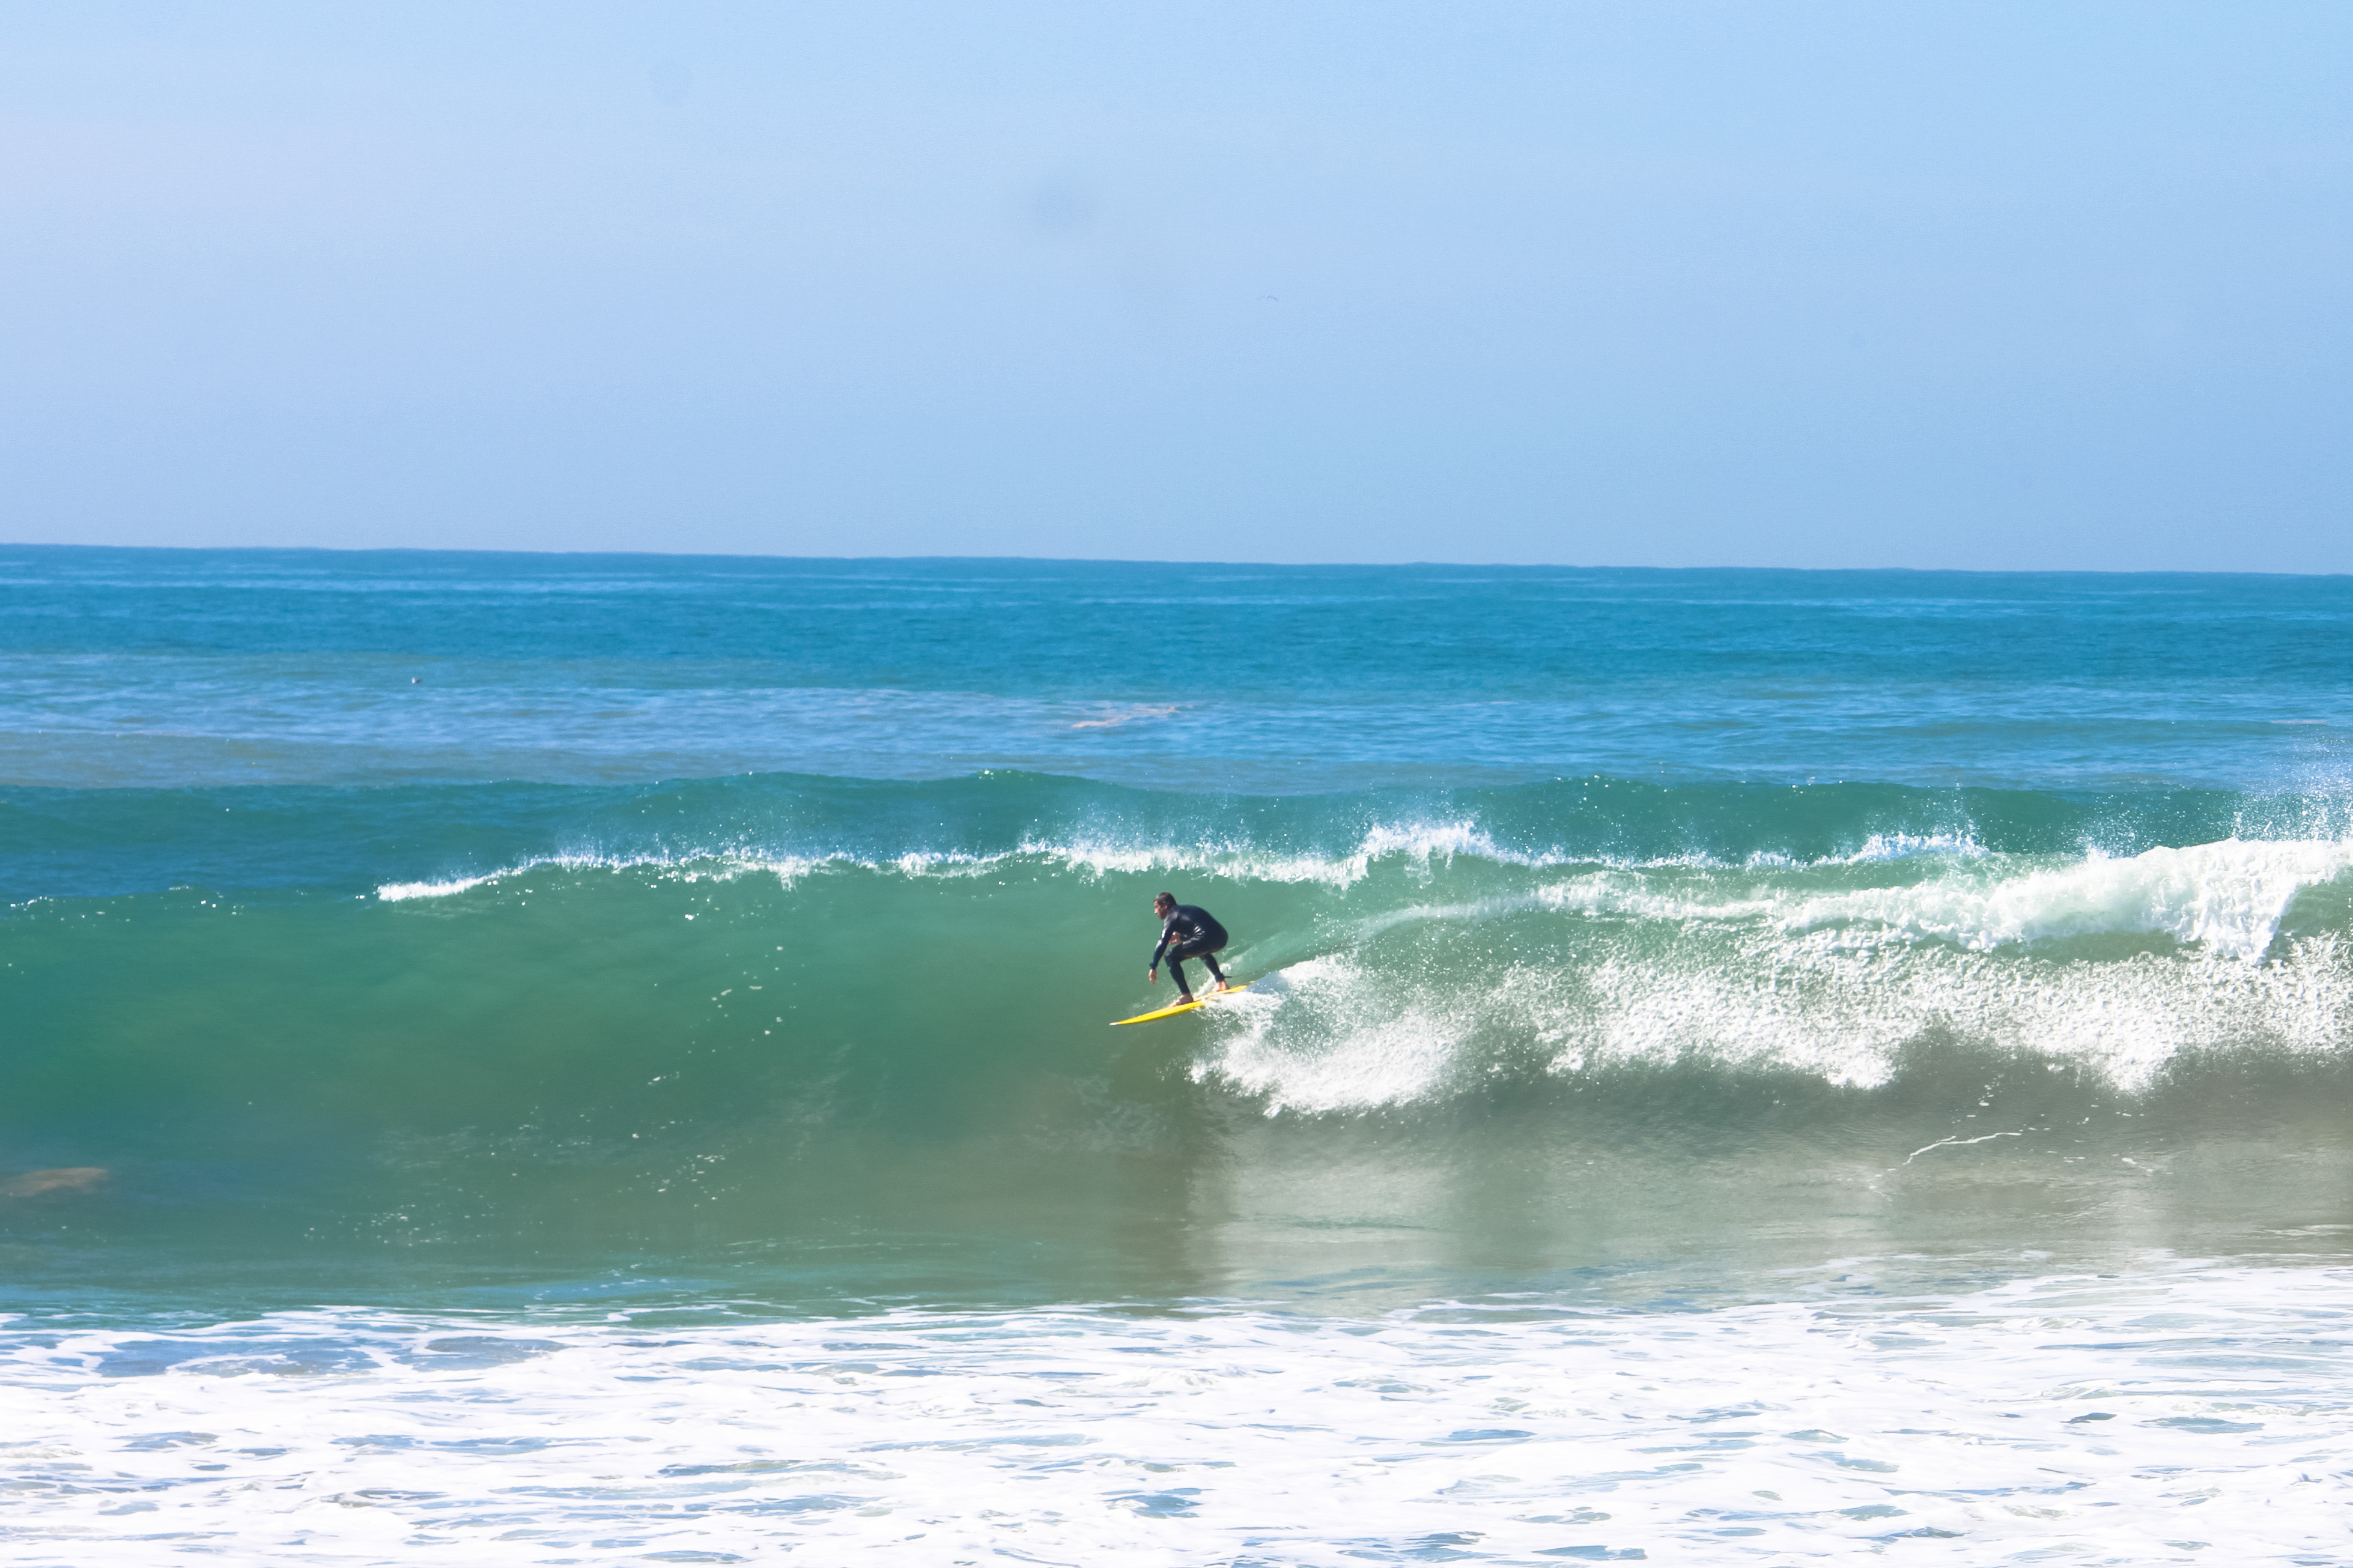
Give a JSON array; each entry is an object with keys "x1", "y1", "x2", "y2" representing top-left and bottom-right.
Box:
[{"x1": 2, "y1": 547, "x2": 2349, "y2": 1564}]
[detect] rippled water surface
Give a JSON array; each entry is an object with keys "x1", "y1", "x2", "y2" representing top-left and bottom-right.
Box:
[{"x1": 4, "y1": 549, "x2": 2350, "y2": 1563}]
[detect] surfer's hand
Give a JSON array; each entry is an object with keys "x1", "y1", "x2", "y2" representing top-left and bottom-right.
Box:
[{"x1": 1147, "y1": 968, "x2": 1156, "y2": 982}]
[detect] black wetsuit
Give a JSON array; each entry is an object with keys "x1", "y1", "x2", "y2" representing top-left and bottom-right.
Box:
[{"x1": 1150, "y1": 904, "x2": 1230, "y2": 997}]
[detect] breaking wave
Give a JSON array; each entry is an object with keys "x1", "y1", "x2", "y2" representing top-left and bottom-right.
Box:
[{"x1": 7, "y1": 770, "x2": 2353, "y2": 1244}]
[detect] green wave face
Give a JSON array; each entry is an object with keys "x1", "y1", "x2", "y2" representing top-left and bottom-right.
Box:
[{"x1": 8, "y1": 801, "x2": 2352, "y2": 1312}]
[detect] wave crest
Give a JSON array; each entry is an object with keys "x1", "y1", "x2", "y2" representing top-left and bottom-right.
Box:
[{"x1": 1787, "y1": 838, "x2": 2353, "y2": 961}]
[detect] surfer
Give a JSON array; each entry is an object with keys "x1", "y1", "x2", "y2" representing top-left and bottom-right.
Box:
[{"x1": 1147, "y1": 892, "x2": 1231, "y2": 1004}]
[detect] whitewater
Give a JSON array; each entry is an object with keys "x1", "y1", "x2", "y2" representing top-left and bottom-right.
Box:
[
  {"x1": 4, "y1": 550, "x2": 2351, "y2": 1565},
  {"x1": 7, "y1": 1267, "x2": 2349, "y2": 1564}
]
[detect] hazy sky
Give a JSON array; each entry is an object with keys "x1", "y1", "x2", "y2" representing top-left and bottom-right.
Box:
[{"x1": 5, "y1": 2, "x2": 2350, "y2": 568}]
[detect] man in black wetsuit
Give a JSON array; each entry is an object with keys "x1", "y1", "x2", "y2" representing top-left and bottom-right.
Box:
[{"x1": 1147, "y1": 892, "x2": 1231, "y2": 1004}]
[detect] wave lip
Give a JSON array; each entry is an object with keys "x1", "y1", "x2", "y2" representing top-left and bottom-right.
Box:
[
  {"x1": 1789, "y1": 837, "x2": 2353, "y2": 961},
  {"x1": 1188, "y1": 835, "x2": 2353, "y2": 1111},
  {"x1": 375, "y1": 874, "x2": 499, "y2": 903},
  {"x1": 369, "y1": 832, "x2": 2353, "y2": 970},
  {"x1": 440, "y1": 815, "x2": 1892, "y2": 900},
  {"x1": 1838, "y1": 830, "x2": 1986, "y2": 864},
  {"x1": 373, "y1": 850, "x2": 847, "y2": 901}
]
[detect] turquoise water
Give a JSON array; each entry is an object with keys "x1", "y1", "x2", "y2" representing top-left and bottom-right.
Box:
[{"x1": 4, "y1": 548, "x2": 2351, "y2": 1563}]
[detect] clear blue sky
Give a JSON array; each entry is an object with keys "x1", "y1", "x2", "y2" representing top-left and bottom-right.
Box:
[{"x1": 5, "y1": 2, "x2": 2349, "y2": 569}]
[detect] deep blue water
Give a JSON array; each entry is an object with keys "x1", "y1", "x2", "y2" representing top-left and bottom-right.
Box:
[{"x1": 6, "y1": 548, "x2": 2346, "y2": 797}]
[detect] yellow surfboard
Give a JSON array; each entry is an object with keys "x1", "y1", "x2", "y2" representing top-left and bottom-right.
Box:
[{"x1": 1111, "y1": 982, "x2": 1251, "y2": 1026}]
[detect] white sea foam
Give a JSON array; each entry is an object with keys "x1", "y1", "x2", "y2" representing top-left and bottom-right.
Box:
[
  {"x1": 1013, "y1": 822, "x2": 1987, "y2": 886},
  {"x1": 373, "y1": 873, "x2": 499, "y2": 902},
  {"x1": 1577, "y1": 931, "x2": 2352, "y2": 1088},
  {"x1": 1838, "y1": 830, "x2": 1987, "y2": 864},
  {"x1": 1200, "y1": 916, "x2": 2353, "y2": 1112},
  {"x1": 1193, "y1": 955, "x2": 1468, "y2": 1110},
  {"x1": 360, "y1": 817, "x2": 1639, "y2": 906},
  {"x1": 1535, "y1": 874, "x2": 1776, "y2": 924},
  {"x1": 2, "y1": 1266, "x2": 2347, "y2": 1566},
  {"x1": 374, "y1": 851, "x2": 835, "y2": 901},
  {"x1": 363, "y1": 815, "x2": 2008, "y2": 906},
  {"x1": 1787, "y1": 837, "x2": 2353, "y2": 961},
  {"x1": 1517, "y1": 837, "x2": 2353, "y2": 961},
  {"x1": 1022, "y1": 820, "x2": 1545, "y2": 888}
]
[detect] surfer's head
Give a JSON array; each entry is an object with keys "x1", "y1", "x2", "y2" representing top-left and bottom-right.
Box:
[{"x1": 1153, "y1": 892, "x2": 1175, "y2": 916}]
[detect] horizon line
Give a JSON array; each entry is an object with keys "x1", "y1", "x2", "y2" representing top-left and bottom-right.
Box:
[{"x1": 2, "y1": 540, "x2": 2345, "y2": 581}]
